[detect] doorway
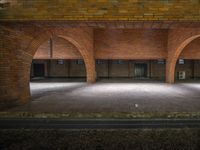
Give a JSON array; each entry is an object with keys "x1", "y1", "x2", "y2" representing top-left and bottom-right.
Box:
[
  {"x1": 134, "y1": 63, "x2": 148, "y2": 78},
  {"x1": 33, "y1": 63, "x2": 45, "y2": 77}
]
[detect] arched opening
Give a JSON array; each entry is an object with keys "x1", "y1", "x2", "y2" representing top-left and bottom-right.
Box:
[
  {"x1": 29, "y1": 35, "x2": 89, "y2": 98},
  {"x1": 21, "y1": 28, "x2": 96, "y2": 102},
  {"x1": 31, "y1": 36, "x2": 86, "y2": 81},
  {"x1": 169, "y1": 35, "x2": 200, "y2": 83}
]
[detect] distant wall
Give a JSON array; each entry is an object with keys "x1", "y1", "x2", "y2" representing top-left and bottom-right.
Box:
[
  {"x1": 31, "y1": 60, "x2": 200, "y2": 79},
  {"x1": 32, "y1": 60, "x2": 86, "y2": 78}
]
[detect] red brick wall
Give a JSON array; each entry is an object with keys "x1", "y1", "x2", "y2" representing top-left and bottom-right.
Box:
[
  {"x1": 34, "y1": 29, "x2": 200, "y2": 60},
  {"x1": 35, "y1": 29, "x2": 169, "y2": 60},
  {"x1": 180, "y1": 38, "x2": 200, "y2": 59},
  {"x1": 94, "y1": 29, "x2": 168, "y2": 59},
  {"x1": 53, "y1": 36, "x2": 82, "y2": 59},
  {"x1": 34, "y1": 40, "x2": 51, "y2": 59},
  {"x1": 34, "y1": 34, "x2": 85, "y2": 59}
]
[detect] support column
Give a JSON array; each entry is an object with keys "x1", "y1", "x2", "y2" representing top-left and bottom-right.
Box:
[
  {"x1": 17, "y1": 63, "x2": 32, "y2": 102},
  {"x1": 0, "y1": 49, "x2": 31, "y2": 107},
  {"x1": 0, "y1": 49, "x2": 18, "y2": 107},
  {"x1": 166, "y1": 58, "x2": 175, "y2": 84},
  {"x1": 15, "y1": 52, "x2": 33, "y2": 103},
  {"x1": 86, "y1": 58, "x2": 96, "y2": 83}
]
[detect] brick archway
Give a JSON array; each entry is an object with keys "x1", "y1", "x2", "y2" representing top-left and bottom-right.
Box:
[
  {"x1": 23, "y1": 28, "x2": 96, "y2": 98},
  {"x1": 0, "y1": 27, "x2": 96, "y2": 105},
  {"x1": 166, "y1": 30, "x2": 200, "y2": 83},
  {"x1": 27, "y1": 29, "x2": 96, "y2": 83}
]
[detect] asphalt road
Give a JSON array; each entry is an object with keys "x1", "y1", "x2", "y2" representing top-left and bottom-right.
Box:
[{"x1": 0, "y1": 119, "x2": 200, "y2": 129}]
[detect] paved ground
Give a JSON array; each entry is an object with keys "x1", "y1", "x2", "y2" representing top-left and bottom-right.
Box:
[{"x1": 7, "y1": 78, "x2": 200, "y2": 113}]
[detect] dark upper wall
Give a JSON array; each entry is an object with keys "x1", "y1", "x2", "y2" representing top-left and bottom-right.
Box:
[{"x1": 1, "y1": 0, "x2": 200, "y2": 21}]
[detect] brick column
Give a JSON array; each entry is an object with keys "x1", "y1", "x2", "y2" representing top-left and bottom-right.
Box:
[
  {"x1": 16, "y1": 61, "x2": 32, "y2": 102},
  {"x1": 0, "y1": 31, "x2": 21, "y2": 107},
  {"x1": 9, "y1": 50, "x2": 33, "y2": 104},
  {"x1": 166, "y1": 58, "x2": 175, "y2": 84},
  {"x1": 86, "y1": 58, "x2": 96, "y2": 83},
  {"x1": 0, "y1": 48, "x2": 22, "y2": 107}
]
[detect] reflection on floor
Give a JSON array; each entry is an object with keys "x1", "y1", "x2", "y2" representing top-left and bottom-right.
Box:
[{"x1": 7, "y1": 78, "x2": 200, "y2": 113}]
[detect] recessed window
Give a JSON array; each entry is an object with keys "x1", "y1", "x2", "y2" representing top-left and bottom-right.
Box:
[
  {"x1": 118, "y1": 60, "x2": 124, "y2": 64},
  {"x1": 57, "y1": 59, "x2": 64, "y2": 65},
  {"x1": 112, "y1": 60, "x2": 118, "y2": 64},
  {"x1": 96, "y1": 60, "x2": 104, "y2": 64},
  {"x1": 157, "y1": 59, "x2": 165, "y2": 64},
  {"x1": 76, "y1": 60, "x2": 84, "y2": 65},
  {"x1": 179, "y1": 59, "x2": 185, "y2": 65},
  {"x1": 112, "y1": 60, "x2": 126, "y2": 64}
]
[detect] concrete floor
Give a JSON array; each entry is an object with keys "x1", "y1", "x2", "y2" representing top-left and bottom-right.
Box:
[{"x1": 7, "y1": 78, "x2": 200, "y2": 113}]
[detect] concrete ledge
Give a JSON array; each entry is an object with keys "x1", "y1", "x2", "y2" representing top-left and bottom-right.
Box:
[{"x1": 0, "y1": 112, "x2": 200, "y2": 119}]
